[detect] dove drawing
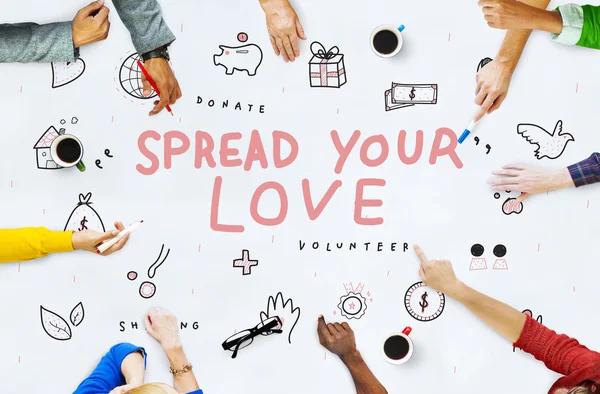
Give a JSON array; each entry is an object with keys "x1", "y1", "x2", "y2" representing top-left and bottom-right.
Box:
[{"x1": 517, "y1": 120, "x2": 574, "y2": 160}]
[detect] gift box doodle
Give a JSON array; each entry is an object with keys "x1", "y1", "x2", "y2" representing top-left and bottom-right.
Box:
[{"x1": 308, "y1": 41, "x2": 347, "y2": 88}]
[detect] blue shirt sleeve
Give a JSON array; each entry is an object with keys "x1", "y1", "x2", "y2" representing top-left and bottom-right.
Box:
[
  {"x1": 73, "y1": 343, "x2": 146, "y2": 394},
  {"x1": 187, "y1": 390, "x2": 204, "y2": 394}
]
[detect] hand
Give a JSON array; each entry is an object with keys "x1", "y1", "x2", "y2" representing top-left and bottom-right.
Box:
[
  {"x1": 144, "y1": 307, "x2": 182, "y2": 350},
  {"x1": 141, "y1": 57, "x2": 182, "y2": 116},
  {"x1": 413, "y1": 245, "x2": 463, "y2": 298},
  {"x1": 72, "y1": 0, "x2": 110, "y2": 48},
  {"x1": 71, "y1": 221, "x2": 130, "y2": 255},
  {"x1": 478, "y1": 0, "x2": 541, "y2": 30},
  {"x1": 261, "y1": 0, "x2": 307, "y2": 62},
  {"x1": 108, "y1": 384, "x2": 138, "y2": 394},
  {"x1": 488, "y1": 165, "x2": 573, "y2": 203},
  {"x1": 317, "y1": 315, "x2": 359, "y2": 361},
  {"x1": 473, "y1": 58, "x2": 514, "y2": 122},
  {"x1": 259, "y1": 292, "x2": 300, "y2": 344}
]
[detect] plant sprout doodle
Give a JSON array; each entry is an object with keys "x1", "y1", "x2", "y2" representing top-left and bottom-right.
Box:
[
  {"x1": 126, "y1": 244, "x2": 170, "y2": 299},
  {"x1": 40, "y1": 302, "x2": 85, "y2": 341}
]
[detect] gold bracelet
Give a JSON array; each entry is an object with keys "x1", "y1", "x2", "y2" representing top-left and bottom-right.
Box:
[{"x1": 169, "y1": 364, "x2": 193, "y2": 375}]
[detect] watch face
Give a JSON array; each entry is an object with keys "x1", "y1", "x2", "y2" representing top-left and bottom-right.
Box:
[{"x1": 404, "y1": 281, "x2": 445, "y2": 322}]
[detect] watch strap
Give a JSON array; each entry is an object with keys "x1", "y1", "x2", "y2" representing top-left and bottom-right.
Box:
[{"x1": 141, "y1": 46, "x2": 170, "y2": 62}]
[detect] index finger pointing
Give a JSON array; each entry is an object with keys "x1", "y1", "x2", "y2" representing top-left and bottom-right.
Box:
[
  {"x1": 317, "y1": 315, "x2": 333, "y2": 339},
  {"x1": 413, "y1": 244, "x2": 428, "y2": 264}
]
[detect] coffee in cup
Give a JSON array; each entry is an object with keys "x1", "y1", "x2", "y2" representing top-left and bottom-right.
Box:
[
  {"x1": 382, "y1": 326, "x2": 413, "y2": 364},
  {"x1": 370, "y1": 24, "x2": 405, "y2": 58},
  {"x1": 50, "y1": 134, "x2": 86, "y2": 172}
]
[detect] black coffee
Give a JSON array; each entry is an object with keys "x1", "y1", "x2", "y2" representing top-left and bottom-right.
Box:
[
  {"x1": 384, "y1": 335, "x2": 410, "y2": 360},
  {"x1": 373, "y1": 30, "x2": 399, "y2": 55},
  {"x1": 56, "y1": 138, "x2": 81, "y2": 163}
]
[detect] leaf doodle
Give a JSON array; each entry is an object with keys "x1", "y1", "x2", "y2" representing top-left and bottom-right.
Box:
[
  {"x1": 70, "y1": 302, "x2": 85, "y2": 327},
  {"x1": 40, "y1": 306, "x2": 72, "y2": 341}
]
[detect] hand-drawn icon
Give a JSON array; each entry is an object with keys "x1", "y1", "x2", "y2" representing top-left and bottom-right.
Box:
[
  {"x1": 514, "y1": 310, "x2": 542, "y2": 352},
  {"x1": 118, "y1": 53, "x2": 157, "y2": 100},
  {"x1": 51, "y1": 59, "x2": 86, "y2": 88},
  {"x1": 259, "y1": 292, "x2": 300, "y2": 344},
  {"x1": 404, "y1": 281, "x2": 445, "y2": 322},
  {"x1": 477, "y1": 57, "x2": 493, "y2": 72},
  {"x1": 233, "y1": 249, "x2": 258, "y2": 275},
  {"x1": 71, "y1": 117, "x2": 79, "y2": 125},
  {"x1": 95, "y1": 149, "x2": 114, "y2": 170},
  {"x1": 517, "y1": 120, "x2": 574, "y2": 160},
  {"x1": 337, "y1": 282, "x2": 371, "y2": 320},
  {"x1": 385, "y1": 83, "x2": 437, "y2": 111},
  {"x1": 64, "y1": 193, "x2": 105, "y2": 232},
  {"x1": 40, "y1": 302, "x2": 85, "y2": 341},
  {"x1": 473, "y1": 136, "x2": 492, "y2": 154},
  {"x1": 494, "y1": 191, "x2": 524, "y2": 215},
  {"x1": 492, "y1": 244, "x2": 508, "y2": 270},
  {"x1": 60, "y1": 119, "x2": 66, "y2": 125},
  {"x1": 213, "y1": 33, "x2": 263, "y2": 77},
  {"x1": 127, "y1": 244, "x2": 170, "y2": 299},
  {"x1": 33, "y1": 126, "x2": 65, "y2": 169},
  {"x1": 469, "y1": 243, "x2": 488, "y2": 270},
  {"x1": 308, "y1": 41, "x2": 347, "y2": 88}
]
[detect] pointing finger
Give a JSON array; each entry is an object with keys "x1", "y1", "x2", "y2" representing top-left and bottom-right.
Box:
[
  {"x1": 317, "y1": 315, "x2": 333, "y2": 340},
  {"x1": 413, "y1": 244, "x2": 428, "y2": 264}
]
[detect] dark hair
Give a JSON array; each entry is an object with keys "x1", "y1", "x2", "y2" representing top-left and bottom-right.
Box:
[{"x1": 567, "y1": 381, "x2": 598, "y2": 394}]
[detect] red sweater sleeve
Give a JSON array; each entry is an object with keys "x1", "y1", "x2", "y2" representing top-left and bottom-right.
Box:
[{"x1": 514, "y1": 315, "x2": 600, "y2": 375}]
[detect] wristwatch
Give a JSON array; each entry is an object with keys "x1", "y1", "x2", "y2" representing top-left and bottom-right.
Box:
[{"x1": 141, "y1": 45, "x2": 170, "y2": 62}]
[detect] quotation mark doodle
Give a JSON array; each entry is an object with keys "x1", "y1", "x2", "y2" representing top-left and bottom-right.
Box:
[
  {"x1": 474, "y1": 137, "x2": 491, "y2": 154},
  {"x1": 95, "y1": 149, "x2": 114, "y2": 169},
  {"x1": 126, "y1": 244, "x2": 170, "y2": 299}
]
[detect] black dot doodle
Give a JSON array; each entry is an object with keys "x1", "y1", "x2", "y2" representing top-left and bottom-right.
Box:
[
  {"x1": 471, "y1": 244, "x2": 485, "y2": 257},
  {"x1": 493, "y1": 244, "x2": 507, "y2": 258},
  {"x1": 494, "y1": 192, "x2": 501, "y2": 199}
]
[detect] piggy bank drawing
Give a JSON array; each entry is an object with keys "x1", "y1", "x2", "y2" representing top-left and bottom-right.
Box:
[{"x1": 213, "y1": 44, "x2": 263, "y2": 76}]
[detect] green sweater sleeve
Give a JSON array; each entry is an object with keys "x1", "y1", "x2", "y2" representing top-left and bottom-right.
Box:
[{"x1": 578, "y1": 5, "x2": 600, "y2": 49}]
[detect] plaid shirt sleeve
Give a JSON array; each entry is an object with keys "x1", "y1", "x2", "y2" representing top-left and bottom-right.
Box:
[{"x1": 568, "y1": 152, "x2": 600, "y2": 187}]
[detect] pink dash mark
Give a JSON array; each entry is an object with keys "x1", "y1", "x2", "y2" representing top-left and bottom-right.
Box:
[
  {"x1": 576, "y1": 83, "x2": 579, "y2": 93},
  {"x1": 18, "y1": 356, "x2": 21, "y2": 363},
  {"x1": 10, "y1": 180, "x2": 13, "y2": 188},
  {"x1": 180, "y1": 24, "x2": 183, "y2": 33},
  {"x1": 20, "y1": 86, "x2": 22, "y2": 93},
  {"x1": 337, "y1": 108, "x2": 339, "y2": 115},
  {"x1": 192, "y1": 288, "x2": 195, "y2": 295},
  {"x1": 387, "y1": 270, "x2": 390, "y2": 276},
  {"x1": 324, "y1": 352, "x2": 327, "y2": 360},
  {"x1": 271, "y1": 235, "x2": 274, "y2": 243},
  {"x1": 587, "y1": 200, "x2": 590, "y2": 208},
  {"x1": 179, "y1": 117, "x2": 182, "y2": 123},
  {"x1": 573, "y1": 286, "x2": 576, "y2": 292},
  {"x1": 43, "y1": 209, "x2": 45, "y2": 215},
  {"x1": 314, "y1": 272, "x2": 317, "y2": 278},
  {"x1": 448, "y1": 33, "x2": 451, "y2": 42},
  {"x1": 111, "y1": 116, "x2": 114, "y2": 124},
  {"x1": 73, "y1": 275, "x2": 76, "y2": 283},
  {"x1": 538, "y1": 243, "x2": 540, "y2": 252},
  {"x1": 18, "y1": 263, "x2": 20, "y2": 273},
  {"x1": 282, "y1": 87, "x2": 284, "y2": 94},
  {"x1": 198, "y1": 244, "x2": 201, "y2": 252},
  {"x1": 454, "y1": 366, "x2": 456, "y2": 374}
]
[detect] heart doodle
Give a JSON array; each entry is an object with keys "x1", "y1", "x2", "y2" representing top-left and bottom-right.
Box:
[{"x1": 51, "y1": 59, "x2": 86, "y2": 88}]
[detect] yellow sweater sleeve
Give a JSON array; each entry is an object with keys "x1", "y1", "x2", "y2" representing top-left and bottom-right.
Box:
[{"x1": 0, "y1": 227, "x2": 74, "y2": 263}]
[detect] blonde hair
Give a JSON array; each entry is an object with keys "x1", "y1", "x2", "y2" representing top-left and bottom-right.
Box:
[{"x1": 127, "y1": 383, "x2": 171, "y2": 394}]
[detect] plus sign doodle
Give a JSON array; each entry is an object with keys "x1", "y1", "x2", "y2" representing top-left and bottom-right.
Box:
[{"x1": 232, "y1": 249, "x2": 259, "y2": 275}]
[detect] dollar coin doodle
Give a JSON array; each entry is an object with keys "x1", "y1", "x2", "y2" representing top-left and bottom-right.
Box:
[{"x1": 405, "y1": 281, "x2": 445, "y2": 322}]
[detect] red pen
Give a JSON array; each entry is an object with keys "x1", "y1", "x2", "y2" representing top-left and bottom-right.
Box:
[{"x1": 136, "y1": 60, "x2": 173, "y2": 116}]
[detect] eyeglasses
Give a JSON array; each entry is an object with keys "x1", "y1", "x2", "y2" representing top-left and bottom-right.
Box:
[{"x1": 222, "y1": 316, "x2": 283, "y2": 359}]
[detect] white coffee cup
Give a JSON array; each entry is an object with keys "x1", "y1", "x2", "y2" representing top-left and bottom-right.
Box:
[
  {"x1": 382, "y1": 326, "x2": 413, "y2": 364},
  {"x1": 50, "y1": 134, "x2": 86, "y2": 172},
  {"x1": 370, "y1": 24, "x2": 405, "y2": 58}
]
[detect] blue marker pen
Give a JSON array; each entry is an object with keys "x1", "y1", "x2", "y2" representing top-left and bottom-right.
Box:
[{"x1": 458, "y1": 119, "x2": 478, "y2": 144}]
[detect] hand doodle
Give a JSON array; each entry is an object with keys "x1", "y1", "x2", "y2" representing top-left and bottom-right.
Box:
[
  {"x1": 485, "y1": 144, "x2": 491, "y2": 154},
  {"x1": 259, "y1": 292, "x2": 300, "y2": 344},
  {"x1": 474, "y1": 136, "x2": 480, "y2": 145}
]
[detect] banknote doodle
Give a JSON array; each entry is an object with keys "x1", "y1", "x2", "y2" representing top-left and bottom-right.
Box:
[
  {"x1": 308, "y1": 41, "x2": 347, "y2": 88},
  {"x1": 385, "y1": 83, "x2": 438, "y2": 111},
  {"x1": 214, "y1": 33, "x2": 263, "y2": 77},
  {"x1": 40, "y1": 302, "x2": 85, "y2": 341},
  {"x1": 404, "y1": 281, "x2": 445, "y2": 322},
  {"x1": 517, "y1": 120, "x2": 574, "y2": 160}
]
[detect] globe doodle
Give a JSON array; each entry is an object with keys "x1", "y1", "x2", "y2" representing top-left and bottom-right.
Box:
[{"x1": 119, "y1": 53, "x2": 157, "y2": 100}]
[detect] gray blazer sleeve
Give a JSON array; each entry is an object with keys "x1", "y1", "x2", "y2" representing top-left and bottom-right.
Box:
[
  {"x1": 112, "y1": 0, "x2": 176, "y2": 55},
  {"x1": 0, "y1": 21, "x2": 77, "y2": 63}
]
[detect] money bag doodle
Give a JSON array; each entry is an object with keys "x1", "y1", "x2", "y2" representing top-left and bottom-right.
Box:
[
  {"x1": 40, "y1": 302, "x2": 85, "y2": 341},
  {"x1": 64, "y1": 192, "x2": 105, "y2": 232}
]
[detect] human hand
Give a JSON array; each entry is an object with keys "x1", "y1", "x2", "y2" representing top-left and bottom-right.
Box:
[
  {"x1": 141, "y1": 57, "x2": 182, "y2": 116},
  {"x1": 473, "y1": 58, "x2": 514, "y2": 122},
  {"x1": 478, "y1": 0, "x2": 544, "y2": 31},
  {"x1": 144, "y1": 307, "x2": 182, "y2": 350},
  {"x1": 260, "y1": 292, "x2": 300, "y2": 344},
  {"x1": 71, "y1": 221, "x2": 130, "y2": 255},
  {"x1": 317, "y1": 315, "x2": 359, "y2": 361},
  {"x1": 261, "y1": 0, "x2": 306, "y2": 62},
  {"x1": 413, "y1": 245, "x2": 463, "y2": 298},
  {"x1": 488, "y1": 165, "x2": 573, "y2": 203},
  {"x1": 72, "y1": 0, "x2": 110, "y2": 48}
]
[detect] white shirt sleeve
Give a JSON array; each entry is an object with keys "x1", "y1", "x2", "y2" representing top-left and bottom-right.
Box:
[{"x1": 551, "y1": 4, "x2": 585, "y2": 46}]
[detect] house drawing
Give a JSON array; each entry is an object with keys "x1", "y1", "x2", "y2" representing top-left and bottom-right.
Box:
[{"x1": 33, "y1": 126, "x2": 64, "y2": 170}]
